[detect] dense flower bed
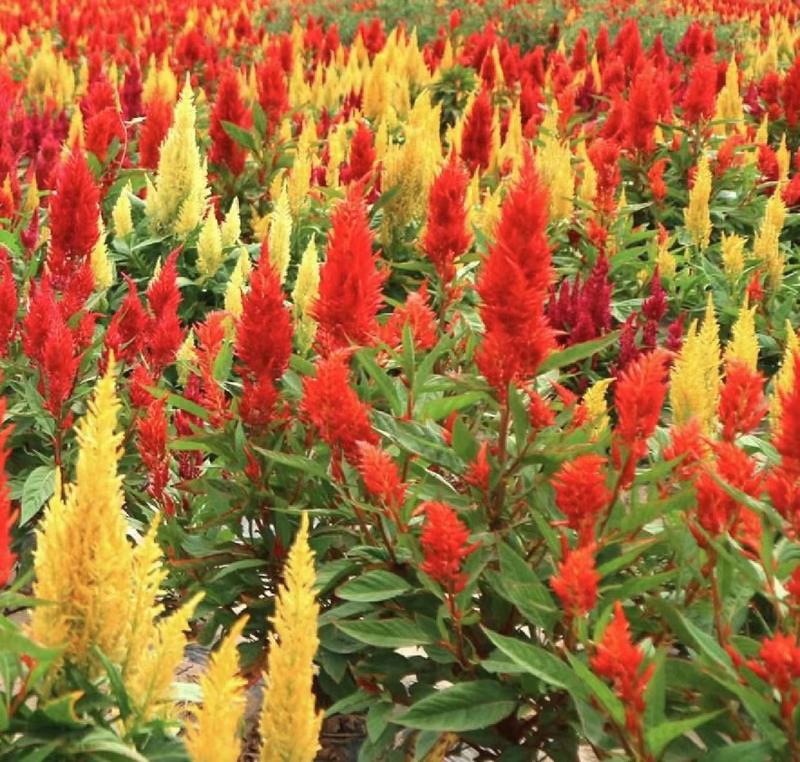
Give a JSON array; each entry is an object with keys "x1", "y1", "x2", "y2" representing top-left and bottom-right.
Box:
[{"x1": 3, "y1": 0, "x2": 800, "y2": 759}]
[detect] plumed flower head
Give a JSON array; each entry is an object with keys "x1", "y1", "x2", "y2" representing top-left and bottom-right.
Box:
[
  {"x1": 314, "y1": 186, "x2": 385, "y2": 354},
  {"x1": 477, "y1": 153, "x2": 553, "y2": 396},
  {"x1": 46, "y1": 149, "x2": 100, "y2": 290},
  {"x1": 419, "y1": 501, "x2": 479, "y2": 593}
]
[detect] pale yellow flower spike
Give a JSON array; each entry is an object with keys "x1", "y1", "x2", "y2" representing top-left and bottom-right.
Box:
[
  {"x1": 724, "y1": 298, "x2": 759, "y2": 371},
  {"x1": 91, "y1": 215, "x2": 113, "y2": 290},
  {"x1": 720, "y1": 232, "x2": 745, "y2": 280},
  {"x1": 224, "y1": 248, "x2": 251, "y2": 320},
  {"x1": 259, "y1": 513, "x2": 323, "y2": 762},
  {"x1": 126, "y1": 592, "x2": 203, "y2": 722},
  {"x1": 753, "y1": 190, "x2": 787, "y2": 290},
  {"x1": 123, "y1": 516, "x2": 167, "y2": 687},
  {"x1": 269, "y1": 185, "x2": 293, "y2": 284},
  {"x1": 221, "y1": 198, "x2": 241, "y2": 249},
  {"x1": 292, "y1": 237, "x2": 320, "y2": 351},
  {"x1": 113, "y1": 182, "x2": 134, "y2": 238},
  {"x1": 770, "y1": 322, "x2": 800, "y2": 427},
  {"x1": 32, "y1": 361, "x2": 133, "y2": 673},
  {"x1": 684, "y1": 154, "x2": 712, "y2": 250},
  {"x1": 186, "y1": 618, "x2": 249, "y2": 762},
  {"x1": 146, "y1": 79, "x2": 209, "y2": 236},
  {"x1": 583, "y1": 378, "x2": 613, "y2": 438},
  {"x1": 197, "y1": 210, "x2": 224, "y2": 279},
  {"x1": 669, "y1": 294, "x2": 721, "y2": 433}
]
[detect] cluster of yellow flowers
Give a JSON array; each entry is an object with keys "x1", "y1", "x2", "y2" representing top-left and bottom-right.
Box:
[{"x1": 30, "y1": 365, "x2": 322, "y2": 760}]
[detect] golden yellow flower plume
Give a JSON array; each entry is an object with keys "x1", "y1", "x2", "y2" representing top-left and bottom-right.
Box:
[
  {"x1": 186, "y1": 618, "x2": 249, "y2": 762},
  {"x1": 31, "y1": 362, "x2": 201, "y2": 714},
  {"x1": 669, "y1": 293, "x2": 721, "y2": 433},
  {"x1": 684, "y1": 154, "x2": 712, "y2": 250},
  {"x1": 32, "y1": 362, "x2": 134, "y2": 673},
  {"x1": 145, "y1": 79, "x2": 209, "y2": 236},
  {"x1": 259, "y1": 512, "x2": 323, "y2": 762}
]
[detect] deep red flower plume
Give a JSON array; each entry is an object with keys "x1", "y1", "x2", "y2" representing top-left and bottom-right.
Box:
[
  {"x1": 46, "y1": 149, "x2": 100, "y2": 290},
  {"x1": 422, "y1": 155, "x2": 471, "y2": 286},
  {"x1": 235, "y1": 255, "x2": 292, "y2": 427},
  {"x1": 419, "y1": 500, "x2": 478, "y2": 594},
  {"x1": 314, "y1": 186, "x2": 385, "y2": 354},
  {"x1": 460, "y1": 88, "x2": 493, "y2": 173},
  {"x1": 477, "y1": 154, "x2": 553, "y2": 397},
  {"x1": 300, "y1": 352, "x2": 377, "y2": 478}
]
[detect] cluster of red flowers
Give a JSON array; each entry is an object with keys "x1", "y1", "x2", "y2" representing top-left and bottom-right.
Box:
[
  {"x1": 419, "y1": 501, "x2": 478, "y2": 595},
  {"x1": 476, "y1": 156, "x2": 553, "y2": 397}
]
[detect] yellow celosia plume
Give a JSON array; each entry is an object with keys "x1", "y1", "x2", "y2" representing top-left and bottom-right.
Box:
[
  {"x1": 32, "y1": 363, "x2": 134, "y2": 672},
  {"x1": 197, "y1": 210, "x2": 224, "y2": 279},
  {"x1": 91, "y1": 214, "x2": 113, "y2": 290},
  {"x1": 186, "y1": 618, "x2": 249, "y2": 762},
  {"x1": 268, "y1": 184, "x2": 293, "y2": 283},
  {"x1": 684, "y1": 154, "x2": 712, "y2": 250},
  {"x1": 31, "y1": 364, "x2": 201, "y2": 716},
  {"x1": 724, "y1": 298, "x2": 759, "y2": 371},
  {"x1": 669, "y1": 294, "x2": 721, "y2": 433},
  {"x1": 770, "y1": 322, "x2": 800, "y2": 427},
  {"x1": 753, "y1": 190, "x2": 786, "y2": 290},
  {"x1": 146, "y1": 80, "x2": 209, "y2": 236},
  {"x1": 258, "y1": 512, "x2": 323, "y2": 762},
  {"x1": 113, "y1": 182, "x2": 134, "y2": 238},
  {"x1": 720, "y1": 232, "x2": 745, "y2": 280},
  {"x1": 292, "y1": 237, "x2": 320, "y2": 351}
]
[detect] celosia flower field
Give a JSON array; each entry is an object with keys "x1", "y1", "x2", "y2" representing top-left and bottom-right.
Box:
[{"x1": 4, "y1": 0, "x2": 800, "y2": 759}]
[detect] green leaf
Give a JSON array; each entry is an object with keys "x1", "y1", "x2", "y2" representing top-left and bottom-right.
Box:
[
  {"x1": 338, "y1": 570, "x2": 411, "y2": 602},
  {"x1": 209, "y1": 558, "x2": 267, "y2": 582},
  {"x1": 483, "y1": 629, "x2": 586, "y2": 699},
  {"x1": 39, "y1": 692, "x2": 86, "y2": 729},
  {"x1": 701, "y1": 741, "x2": 773, "y2": 762},
  {"x1": 418, "y1": 392, "x2": 486, "y2": 422},
  {"x1": 538, "y1": 331, "x2": 620, "y2": 374},
  {"x1": 645, "y1": 711, "x2": 724, "y2": 757},
  {"x1": 356, "y1": 350, "x2": 404, "y2": 416},
  {"x1": 67, "y1": 728, "x2": 149, "y2": 760},
  {"x1": 221, "y1": 121, "x2": 257, "y2": 153},
  {"x1": 337, "y1": 618, "x2": 434, "y2": 648},
  {"x1": 397, "y1": 680, "x2": 516, "y2": 731},
  {"x1": 253, "y1": 448, "x2": 330, "y2": 479},
  {"x1": 20, "y1": 465, "x2": 56, "y2": 525},
  {"x1": 495, "y1": 543, "x2": 558, "y2": 631}
]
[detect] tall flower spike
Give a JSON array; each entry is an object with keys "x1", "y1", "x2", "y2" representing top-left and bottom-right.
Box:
[
  {"x1": 268, "y1": 184, "x2": 293, "y2": 283},
  {"x1": 422, "y1": 155, "x2": 471, "y2": 286},
  {"x1": 552, "y1": 455, "x2": 612, "y2": 544},
  {"x1": 112, "y1": 182, "x2": 134, "y2": 238},
  {"x1": 259, "y1": 513, "x2": 323, "y2": 762},
  {"x1": 476, "y1": 153, "x2": 553, "y2": 397},
  {"x1": 591, "y1": 602, "x2": 653, "y2": 736},
  {"x1": 46, "y1": 148, "x2": 100, "y2": 290},
  {"x1": 550, "y1": 544, "x2": 598, "y2": 618},
  {"x1": 300, "y1": 352, "x2": 377, "y2": 476},
  {"x1": 197, "y1": 209, "x2": 224, "y2": 279},
  {"x1": 684, "y1": 154, "x2": 712, "y2": 250},
  {"x1": 145, "y1": 80, "x2": 209, "y2": 236},
  {"x1": 613, "y1": 348, "x2": 670, "y2": 483},
  {"x1": 292, "y1": 237, "x2": 320, "y2": 352},
  {"x1": 771, "y1": 324, "x2": 800, "y2": 427},
  {"x1": 419, "y1": 501, "x2": 479, "y2": 595},
  {"x1": 186, "y1": 618, "x2": 248, "y2": 762},
  {"x1": 31, "y1": 361, "x2": 133, "y2": 672},
  {"x1": 724, "y1": 298, "x2": 758, "y2": 371},
  {"x1": 0, "y1": 398, "x2": 14, "y2": 587},
  {"x1": 235, "y1": 254, "x2": 293, "y2": 428},
  {"x1": 314, "y1": 186, "x2": 385, "y2": 354},
  {"x1": 669, "y1": 294, "x2": 721, "y2": 433}
]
